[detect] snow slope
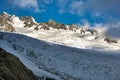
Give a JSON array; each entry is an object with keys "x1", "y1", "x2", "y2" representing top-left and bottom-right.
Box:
[
  {"x1": 0, "y1": 32, "x2": 61, "y2": 80},
  {"x1": 15, "y1": 27, "x2": 120, "y2": 51},
  {"x1": 0, "y1": 32, "x2": 120, "y2": 80},
  {"x1": 1, "y1": 12, "x2": 120, "y2": 80},
  {"x1": 1, "y1": 12, "x2": 120, "y2": 51},
  {"x1": 11, "y1": 15, "x2": 25, "y2": 28}
]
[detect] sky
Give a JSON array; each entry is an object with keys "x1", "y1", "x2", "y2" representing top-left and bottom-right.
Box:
[
  {"x1": 0, "y1": 0, "x2": 120, "y2": 38},
  {"x1": 0, "y1": 0, "x2": 119, "y2": 24}
]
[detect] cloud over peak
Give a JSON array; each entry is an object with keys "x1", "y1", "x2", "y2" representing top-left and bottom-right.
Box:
[
  {"x1": 57, "y1": 0, "x2": 120, "y2": 23},
  {"x1": 12, "y1": 0, "x2": 40, "y2": 12}
]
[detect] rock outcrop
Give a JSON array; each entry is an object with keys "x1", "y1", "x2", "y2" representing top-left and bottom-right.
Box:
[
  {"x1": 69, "y1": 24, "x2": 78, "y2": 31},
  {"x1": 19, "y1": 16, "x2": 37, "y2": 28},
  {"x1": 48, "y1": 19, "x2": 56, "y2": 27},
  {"x1": 0, "y1": 12, "x2": 15, "y2": 32},
  {"x1": 0, "y1": 48, "x2": 37, "y2": 80},
  {"x1": 104, "y1": 37, "x2": 118, "y2": 43}
]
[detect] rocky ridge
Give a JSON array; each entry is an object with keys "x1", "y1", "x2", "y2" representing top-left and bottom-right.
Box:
[
  {"x1": 0, "y1": 12, "x2": 98, "y2": 35},
  {"x1": 0, "y1": 47, "x2": 56, "y2": 80},
  {"x1": 0, "y1": 12, "x2": 118, "y2": 43},
  {"x1": 0, "y1": 48, "x2": 37, "y2": 80}
]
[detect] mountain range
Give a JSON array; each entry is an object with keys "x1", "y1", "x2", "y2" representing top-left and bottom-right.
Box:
[{"x1": 0, "y1": 12, "x2": 120, "y2": 80}]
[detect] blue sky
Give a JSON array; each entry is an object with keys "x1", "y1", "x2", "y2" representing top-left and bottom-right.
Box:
[{"x1": 0, "y1": 0, "x2": 120, "y2": 25}]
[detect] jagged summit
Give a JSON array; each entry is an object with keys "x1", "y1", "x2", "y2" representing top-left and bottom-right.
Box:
[
  {"x1": 2, "y1": 11, "x2": 10, "y2": 16},
  {"x1": 0, "y1": 12, "x2": 119, "y2": 43},
  {"x1": 0, "y1": 12, "x2": 84, "y2": 32},
  {"x1": 0, "y1": 12, "x2": 120, "y2": 80},
  {"x1": 19, "y1": 16, "x2": 37, "y2": 27}
]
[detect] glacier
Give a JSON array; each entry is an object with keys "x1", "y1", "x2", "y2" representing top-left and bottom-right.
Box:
[
  {"x1": 0, "y1": 12, "x2": 120, "y2": 80},
  {"x1": 0, "y1": 32, "x2": 120, "y2": 80}
]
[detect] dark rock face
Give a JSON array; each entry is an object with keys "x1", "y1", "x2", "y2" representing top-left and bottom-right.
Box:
[
  {"x1": 4, "y1": 22, "x2": 15, "y2": 32},
  {"x1": 86, "y1": 29, "x2": 98, "y2": 35},
  {"x1": 40, "y1": 22, "x2": 50, "y2": 30},
  {"x1": 54, "y1": 23, "x2": 61, "y2": 30},
  {"x1": 0, "y1": 48, "x2": 37, "y2": 80},
  {"x1": 69, "y1": 24, "x2": 78, "y2": 31},
  {"x1": 104, "y1": 37, "x2": 118, "y2": 43},
  {"x1": 0, "y1": 21, "x2": 15, "y2": 32},
  {"x1": 55, "y1": 23, "x2": 67, "y2": 30},
  {"x1": 0, "y1": 12, "x2": 9, "y2": 21},
  {"x1": 48, "y1": 19, "x2": 56, "y2": 27},
  {"x1": 34, "y1": 20, "x2": 71, "y2": 30},
  {"x1": 0, "y1": 48, "x2": 56, "y2": 80},
  {"x1": 0, "y1": 12, "x2": 15, "y2": 32},
  {"x1": 20, "y1": 16, "x2": 37, "y2": 28}
]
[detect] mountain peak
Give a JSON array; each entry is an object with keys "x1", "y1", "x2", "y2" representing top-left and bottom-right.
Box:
[{"x1": 2, "y1": 11, "x2": 10, "y2": 16}]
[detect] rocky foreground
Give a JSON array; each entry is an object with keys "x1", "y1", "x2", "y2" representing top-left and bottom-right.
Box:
[
  {"x1": 0, "y1": 48, "x2": 55, "y2": 80},
  {"x1": 0, "y1": 48, "x2": 38, "y2": 80}
]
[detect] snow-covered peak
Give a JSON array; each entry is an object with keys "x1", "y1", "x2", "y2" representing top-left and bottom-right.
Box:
[
  {"x1": 0, "y1": 12, "x2": 10, "y2": 21},
  {"x1": 12, "y1": 16, "x2": 25, "y2": 28},
  {"x1": 19, "y1": 16, "x2": 36, "y2": 23},
  {"x1": 31, "y1": 16, "x2": 37, "y2": 24},
  {"x1": 0, "y1": 12, "x2": 119, "y2": 47},
  {"x1": 19, "y1": 16, "x2": 38, "y2": 28},
  {"x1": 2, "y1": 11, "x2": 10, "y2": 16}
]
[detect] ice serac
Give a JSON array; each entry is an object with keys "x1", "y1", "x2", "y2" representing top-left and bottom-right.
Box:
[{"x1": 0, "y1": 48, "x2": 37, "y2": 80}]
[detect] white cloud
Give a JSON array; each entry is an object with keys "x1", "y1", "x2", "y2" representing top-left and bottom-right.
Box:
[
  {"x1": 72, "y1": 0, "x2": 119, "y2": 15},
  {"x1": 58, "y1": 9, "x2": 66, "y2": 14},
  {"x1": 57, "y1": 0, "x2": 120, "y2": 23},
  {"x1": 105, "y1": 22, "x2": 120, "y2": 38},
  {"x1": 84, "y1": 0, "x2": 120, "y2": 17},
  {"x1": 13, "y1": 0, "x2": 40, "y2": 13},
  {"x1": 43, "y1": 0, "x2": 53, "y2": 4},
  {"x1": 69, "y1": 1, "x2": 83, "y2": 15},
  {"x1": 57, "y1": 0, "x2": 71, "y2": 14}
]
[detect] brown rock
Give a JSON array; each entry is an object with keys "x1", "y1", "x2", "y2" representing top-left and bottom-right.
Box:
[
  {"x1": 40, "y1": 22, "x2": 50, "y2": 30},
  {"x1": 48, "y1": 19, "x2": 56, "y2": 27},
  {"x1": 86, "y1": 29, "x2": 98, "y2": 35},
  {"x1": 20, "y1": 16, "x2": 37, "y2": 28},
  {"x1": 69, "y1": 24, "x2": 78, "y2": 31},
  {"x1": 104, "y1": 37, "x2": 118, "y2": 43},
  {"x1": 0, "y1": 48, "x2": 37, "y2": 80},
  {"x1": 4, "y1": 22, "x2": 15, "y2": 32}
]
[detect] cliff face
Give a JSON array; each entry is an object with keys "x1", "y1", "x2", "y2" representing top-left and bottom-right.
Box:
[{"x1": 0, "y1": 48, "x2": 37, "y2": 80}]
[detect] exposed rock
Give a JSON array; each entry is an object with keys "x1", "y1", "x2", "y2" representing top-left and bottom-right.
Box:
[
  {"x1": 0, "y1": 48, "x2": 37, "y2": 80},
  {"x1": 80, "y1": 29, "x2": 86, "y2": 34},
  {"x1": 0, "y1": 12, "x2": 15, "y2": 32},
  {"x1": 0, "y1": 12, "x2": 10, "y2": 21},
  {"x1": 0, "y1": 20, "x2": 15, "y2": 32},
  {"x1": 69, "y1": 24, "x2": 78, "y2": 31},
  {"x1": 53, "y1": 23, "x2": 67, "y2": 30},
  {"x1": 86, "y1": 29, "x2": 98, "y2": 35},
  {"x1": 34, "y1": 26, "x2": 39, "y2": 30},
  {"x1": 53, "y1": 23, "x2": 60, "y2": 30},
  {"x1": 0, "y1": 48, "x2": 56, "y2": 80},
  {"x1": 40, "y1": 22, "x2": 50, "y2": 30},
  {"x1": 20, "y1": 16, "x2": 37, "y2": 28},
  {"x1": 4, "y1": 22, "x2": 15, "y2": 32},
  {"x1": 59, "y1": 24, "x2": 67, "y2": 30},
  {"x1": 104, "y1": 37, "x2": 118, "y2": 43},
  {"x1": 48, "y1": 19, "x2": 67, "y2": 30},
  {"x1": 48, "y1": 19, "x2": 56, "y2": 27}
]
